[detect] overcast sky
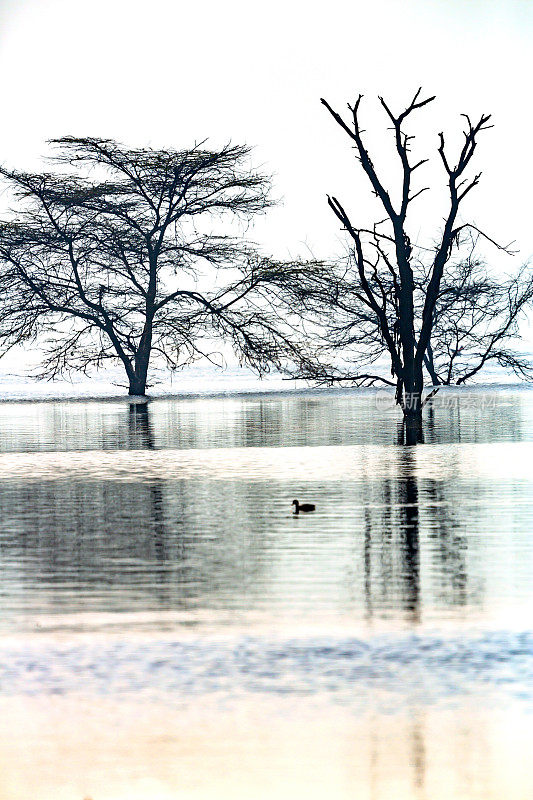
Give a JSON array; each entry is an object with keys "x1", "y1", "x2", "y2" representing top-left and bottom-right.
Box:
[{"x1": 0, "y1": 0, "x2": 531, "y2": 264}]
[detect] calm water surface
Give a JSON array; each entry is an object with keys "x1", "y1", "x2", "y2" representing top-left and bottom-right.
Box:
[{"x1": 0, "y1": 388, "x2": 532, "y2": 799}]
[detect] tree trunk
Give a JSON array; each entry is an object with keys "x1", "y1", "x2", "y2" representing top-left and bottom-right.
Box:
[
  {"x1": 128, "y1": 319, "x2": 153, "y2": 396},
  {"x1": 128, "y1": 349, "x2": 150, "y2": 396},
  {"x1": 424, "y1": 342, "x2": 441, "y2": 386},
  {"x1": 128, "y1": 373, "x2": 148, "y2": 396},
  {"x1": 403, "y1": 407, "x2": 424, "y2": 445},
  {"x1": 128, "y1": 351, "x2": 150, "y2": 395},
  {"x1": 401, "y1": 363, "x2": 424, "y2": 444}
]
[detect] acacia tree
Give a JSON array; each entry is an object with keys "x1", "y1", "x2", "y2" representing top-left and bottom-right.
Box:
[
  {"x1": 0, "y1": 267, "x2": 39, "y2": 359},
  {"x1": 314, "y1": 89, "x2": 518, "y2": 437},
  {"x1": 0, "y1": 138, "x2": 319, "y2": 395}
]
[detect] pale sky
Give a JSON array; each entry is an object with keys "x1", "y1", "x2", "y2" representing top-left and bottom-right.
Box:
[
  {"x1": 0, "y1": 0, "x2": 531, "y2": 262},
  {"x1": 0, "y1": 0, "x2": 531, "y2": 377}
]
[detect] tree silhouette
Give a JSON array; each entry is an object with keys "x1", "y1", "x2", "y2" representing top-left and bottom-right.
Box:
[
  {"x1": 302, "y1": 89, "x2": 526, "y2": 440},
  {"x1": 0, "y1": 138, "x2": 319, "y2": 395},
  {"x1": 422, "y1": 241, "x2": 533, "y2": 385}
]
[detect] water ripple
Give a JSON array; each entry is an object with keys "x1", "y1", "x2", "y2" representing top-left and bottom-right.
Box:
[{"x1": 1, "y1": 631, "x2": 531, "y2": 712}]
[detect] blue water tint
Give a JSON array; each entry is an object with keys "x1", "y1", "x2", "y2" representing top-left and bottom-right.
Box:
[
  {"x1": 0, "y1": 390, "x2": 532, "y2": 727},
  {"x1": 1, "y1": 631, "x2": 532, "y2": 712}
]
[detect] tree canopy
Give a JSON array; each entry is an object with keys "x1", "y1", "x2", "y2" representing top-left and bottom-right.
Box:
[{"x1": 0, "y1": 138, "x2": 320, "y2": 394}]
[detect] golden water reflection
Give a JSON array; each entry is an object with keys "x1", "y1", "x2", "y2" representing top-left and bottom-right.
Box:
[{"x1": 1, "y1": 694, "x2": 531, "y2": 800}]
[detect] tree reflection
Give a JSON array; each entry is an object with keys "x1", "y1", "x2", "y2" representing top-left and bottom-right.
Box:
[
  {"x1": 398, "y1": 475, "x2": 420, "y2": 620},
  {"x1": 410, "y1": 714, "x2": 426, "y2": 793},
  {"x1": 359, "y1": 459, "x2": 481, "y2": 621},
  {"x1": 397, "y1": 419, "x2": 424, "y2": 445},
  {"x1": 363, "y1": 508, "x2": 373, "y2": 622},
  {"x1": 128, "y1": 401, "x2": 170, "y2": 594},
  {"x1": 128, "y1": 401, "x2": 155, "y2": 449},
  {"x1": 1, "y1": 394, "x2": 527, "y2": 627},
  {"x1": 361, "y1": 470, "x2": 420, "y2": 622},
  {"x1": 424, "y1": 479, "x2": 471, "y2": 609}
]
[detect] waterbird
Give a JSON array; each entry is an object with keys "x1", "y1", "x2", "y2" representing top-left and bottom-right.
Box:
[{"x1": 292, "y1": 499, "x2": 316, "y2": 514}]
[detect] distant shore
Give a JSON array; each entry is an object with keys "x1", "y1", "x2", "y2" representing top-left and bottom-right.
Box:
[{"x1": 0, "y1": 379, "x2": 531, "y2": 405}]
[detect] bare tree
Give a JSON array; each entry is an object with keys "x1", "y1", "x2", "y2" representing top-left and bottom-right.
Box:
[
  {"x1": 302, "y1": 89, "x2": 521, "y2": 439},
  {"x1": 294, "y1": 237, "x2": 533, "y2": 393},
  {"x1": 422, "y1": 242, "x2": 533, "y2": 385},
  {"x1": 0, "y1": 138, "x2": 321, "y2": 395}
]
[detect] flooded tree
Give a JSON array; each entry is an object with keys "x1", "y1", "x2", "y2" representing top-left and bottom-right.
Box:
[
  {"x1": 0, "y1": 138, "x2": 318, "y2": 395},
  {"x1": 422, "y1": 242, "x2": 533, "y2": 385},
  {"x1": 300, "y1": 90, "x2": 527, "y2": 441}
]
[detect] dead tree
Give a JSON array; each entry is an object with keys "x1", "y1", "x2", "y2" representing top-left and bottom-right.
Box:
[
  {"x1": 0, "y1": 138, "x2": 322, "y2": 395},
  {"x1": 319, "y1": 89, "x2": 514, "y2": 439},
  {"x1": 421, "y1": 243, "x2": 533, "y2": 385}
]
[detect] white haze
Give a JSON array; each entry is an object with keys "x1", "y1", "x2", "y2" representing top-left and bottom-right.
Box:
[{"x1": 0, "y1": 0, "x2": 532, "y2": 378}]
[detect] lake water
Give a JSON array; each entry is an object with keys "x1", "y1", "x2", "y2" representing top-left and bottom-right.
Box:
[{"x1": 0, "y1": 387, "x2": 532, "y2": 799}]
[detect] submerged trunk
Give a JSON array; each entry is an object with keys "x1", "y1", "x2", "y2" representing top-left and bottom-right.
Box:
[
  {"x1": 402, "y1": 407, "x2": 424, "y2": 445},
  {"x1": 128, "y1": 402, "x2": 154, "y2": 447},
  {"x1": 401, "y1": 362, "x2": 424, "y2": 445}
]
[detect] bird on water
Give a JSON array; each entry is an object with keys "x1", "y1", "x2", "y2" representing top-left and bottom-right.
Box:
[{"x1": 292, "y1": 499, "x2": 316, "y2": 514}]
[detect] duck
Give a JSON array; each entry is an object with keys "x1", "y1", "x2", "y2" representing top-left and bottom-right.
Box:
[{"x1": 292, "y1": 499, "x2": 316, "y2": 514}]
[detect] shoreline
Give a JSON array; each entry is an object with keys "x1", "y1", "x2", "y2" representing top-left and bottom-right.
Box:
[{"x1": 0, "y1": 380, "x2": 531, "y2": 406}]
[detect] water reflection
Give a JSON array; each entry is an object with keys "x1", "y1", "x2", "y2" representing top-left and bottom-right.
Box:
[
  {"x1": 359, "y1": 465, "x2": 475, "y2": 624},
  {"x1": 0, "y1": 387, "x2": 531, "y2": 453},
  {"x1": 0, "y1": 392, "x2": 531, "y2": 631},
  {"x1": 399, "y1": 474, "x2": 421, "y2": 619},
  {"x1": 128, "y1": 401, "x2": 155, "y2": 449},
  {"x1": 1, "y1": 392, "x2": 532, "y2": 800},
  {"x1": 129, "y1": 403, "x2": 170, "y2": 581},
  {"x1": 1, "y1": 694, "x2": 530, "y2": 800}
]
